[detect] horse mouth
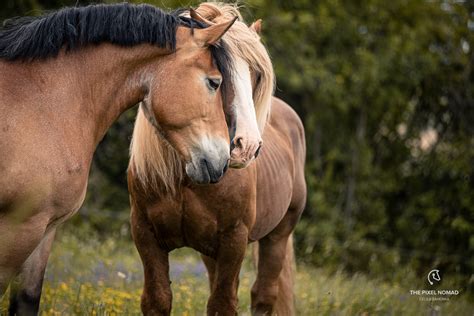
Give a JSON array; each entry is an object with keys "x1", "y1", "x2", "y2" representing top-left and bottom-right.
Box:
[{"x1": 185, "y1": 156, "x2": 228, "y2": 184}]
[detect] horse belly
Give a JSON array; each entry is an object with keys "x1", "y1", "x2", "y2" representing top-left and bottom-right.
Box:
[{"x1": 250, "y1": 133, "x2": 295, "y2": 240}]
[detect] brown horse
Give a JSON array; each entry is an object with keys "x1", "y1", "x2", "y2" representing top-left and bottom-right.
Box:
[
  {"x1": 128, "y1": 3, "x2": 306, "y2": 315},
  {"x1": 0, "y1": 3, "x2": 243, "y2": 315}
]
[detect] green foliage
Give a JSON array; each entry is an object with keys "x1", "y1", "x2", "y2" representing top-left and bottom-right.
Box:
[{"x1": 244, "y1": 0, "x2": 473, "y2": 292}]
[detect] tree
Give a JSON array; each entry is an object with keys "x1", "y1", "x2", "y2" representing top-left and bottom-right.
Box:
[{"x1": 247, "y1": 0, "x2": 473, "y2": 289}]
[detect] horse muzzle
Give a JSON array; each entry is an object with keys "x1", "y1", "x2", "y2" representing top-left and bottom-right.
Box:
[
  {"x1": 185, "y1": 138, "x2": 230, "y2": 184},
  {"x1": 229, "y1": 135, "x2": 263, "y2": 169}
]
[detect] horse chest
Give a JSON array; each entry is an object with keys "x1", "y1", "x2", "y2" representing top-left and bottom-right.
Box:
[
  {"x1": 152, "y1": 199, "x2": 220, "y2": 253},
  {"x1": 180, "y1": 200, "x2": 220, "y2": 255},
  {"x1": 49, "y1": 173, "x2": 88, "y2": 225},
  {"x1": 0, "y1": 144, "x2": 90, "y2": 226},
  {"x1": 0, "y1": 115, "x2": 92, "y2": 216},
  {"x1": 147, "y1": 188, "x2": 250, "y2": 256},
  {"x1": 180, "y1": 180, "x2": 256, "y2": 255}
]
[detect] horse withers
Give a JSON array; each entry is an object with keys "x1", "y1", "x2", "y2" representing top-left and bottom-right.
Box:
[
  {"x1": 0, "y1": 3, "x2": 238, "y2": 315},
  {"x1": 128, "y1": 3, "x2": 306, "y2": 315}
]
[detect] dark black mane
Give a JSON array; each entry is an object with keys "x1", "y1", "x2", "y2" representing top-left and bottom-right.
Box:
[
  {"x1": 0, "y1": 3, "x2": 234, "y2": 121},
  {"x1": 0, "y1": 3, "x2": 206, "y2": 61}
]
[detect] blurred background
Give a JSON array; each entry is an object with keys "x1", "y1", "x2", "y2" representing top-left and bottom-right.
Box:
[{"x1": 1, "y1": 0, "x2": 473, "y2": 313}]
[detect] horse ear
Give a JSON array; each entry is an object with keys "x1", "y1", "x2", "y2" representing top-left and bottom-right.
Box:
[
  {"x1": 190, "y1": 8, "x2": 215, "y2": 26},
  {"x1": 250, "y1": 19, "x2": 262, "y2": 34},
  {"x1": 194, "y1": 16, "x2": 237, "y2": 46}
]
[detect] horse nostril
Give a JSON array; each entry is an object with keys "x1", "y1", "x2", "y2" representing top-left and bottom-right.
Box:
[
  {"x1": 255, "y1": 144, "x2": 262, "y2": 158},
  {"x1": 234, "y1": 136, "x2": 243, "y2": 148}
]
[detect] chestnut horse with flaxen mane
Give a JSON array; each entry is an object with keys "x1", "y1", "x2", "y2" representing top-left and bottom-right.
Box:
[
  {"x1": 0, "y1": 3, "x2": 244, "y2": 315},
  {"x1": 128, "y1": 3, "x2": 306, "y2": 315}
]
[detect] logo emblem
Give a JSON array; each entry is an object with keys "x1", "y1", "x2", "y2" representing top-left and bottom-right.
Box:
[{"x1": 427, "y1": 269, "x2": 441, "y2": 285}]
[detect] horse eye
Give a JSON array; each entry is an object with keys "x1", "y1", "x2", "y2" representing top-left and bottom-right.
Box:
[{"x1": 206, "y1": 77, "x2": 221, "y2": 91}]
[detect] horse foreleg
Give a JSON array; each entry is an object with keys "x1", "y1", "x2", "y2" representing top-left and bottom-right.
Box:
[
  {"x1": 207, "y1": 223, "x2": 248, "y2": 316},
  {"x1": 8, "y1": 228, "x2": 56, "y2": 316},
  {"x1": 201, "y1": 254, "x2": 216, "y2": 291},
  {"x1": 131, "y1": 206, "x2": 172, "y2": 316},
  {"x1": 251, "y1": 232, "x2": 293, "y2": 316}
]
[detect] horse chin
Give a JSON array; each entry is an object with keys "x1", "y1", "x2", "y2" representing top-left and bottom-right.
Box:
[
  {"x1": 228, "y1": 160, "x2": 247, "y2": 169},
  {"x1": 228, "y1": 156, "x2": 255, "y2": 169}
]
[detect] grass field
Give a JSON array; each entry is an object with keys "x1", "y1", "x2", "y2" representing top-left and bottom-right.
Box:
[{"x1": 1, "y1": 225, "x2": 472, "y2": 315}]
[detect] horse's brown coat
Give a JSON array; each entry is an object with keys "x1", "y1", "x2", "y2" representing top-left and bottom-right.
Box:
[
  {"x1": 129, "y1": 97, "x2": 306, "y2": 315},
  {"x1": 0, "y1": 17, "x2": 236, "y2": 314}
]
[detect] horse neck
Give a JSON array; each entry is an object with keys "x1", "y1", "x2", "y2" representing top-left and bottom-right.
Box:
[
  {"x1": 5, "y1": 44, "x2": 169, "y2": 152},
  {"x1": 62, "y1": 44, "x2": 170, "y2": 147}
]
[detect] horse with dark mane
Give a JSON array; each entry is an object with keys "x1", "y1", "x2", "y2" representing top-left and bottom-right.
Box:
[
  {"x1": 128, "y1": 3, "x2": 306, "y2": 315},
  {"x1": 0, "y1": 3, "x2": 247, "y2": 315}
]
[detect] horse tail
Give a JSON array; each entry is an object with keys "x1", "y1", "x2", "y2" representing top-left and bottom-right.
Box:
[{"x1": 251, "y1": 233, "x2": 296, "y2": 315}]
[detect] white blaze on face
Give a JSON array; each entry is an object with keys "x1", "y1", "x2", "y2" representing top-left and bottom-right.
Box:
[{"x1": 229, "y1": 56, "x2": 262, "y2": 168}]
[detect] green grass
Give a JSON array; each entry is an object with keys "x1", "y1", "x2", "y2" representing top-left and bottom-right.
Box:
[{"x1": 1, "y1": 225, "x2": 472, "y2": 315}]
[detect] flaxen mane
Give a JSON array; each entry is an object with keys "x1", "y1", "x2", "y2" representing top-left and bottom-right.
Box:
[
  {"x1": 129, "y1": 2, "x2": 274, "y2": 196},
  {"x1": 194, "y1": 2, "x2": 275, "y2": 131}
]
